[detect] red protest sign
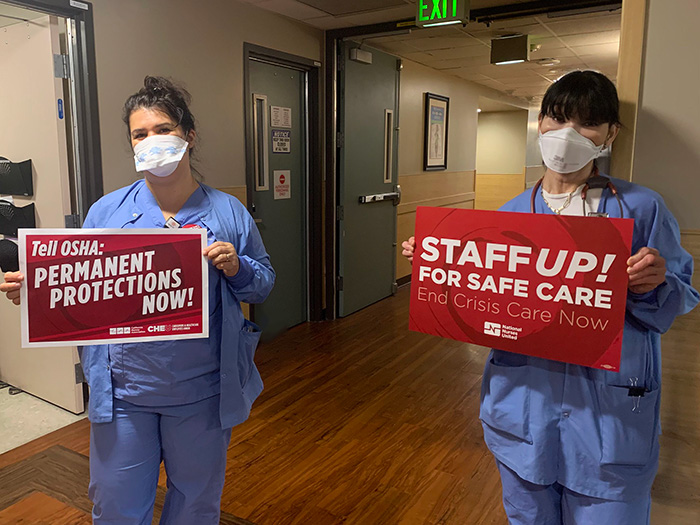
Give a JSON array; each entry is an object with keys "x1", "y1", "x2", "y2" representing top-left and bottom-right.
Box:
[
  {"x1": 409, "y1": 207, "x2": 634, "y2": 371},
  {"x1": 19, "y1": 229, "x2": 208, "y2": 347}
]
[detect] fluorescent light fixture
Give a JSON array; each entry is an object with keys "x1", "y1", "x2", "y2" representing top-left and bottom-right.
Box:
[
  {"x1": 491, "y1": 34, "x2": 530, "y2": 65},
  {"x1": 423, "y1": 20, "x2": 463, "y2": 28},
  {"x1": 494, "y1": 59, "x2": 525, "y2": 65}
]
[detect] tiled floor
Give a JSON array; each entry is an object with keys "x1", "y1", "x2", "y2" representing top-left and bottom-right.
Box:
[{"x1": 0, "y1": 386, "x2": 86, "y2": 455}]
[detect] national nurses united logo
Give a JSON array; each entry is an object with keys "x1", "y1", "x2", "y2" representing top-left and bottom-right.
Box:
[
  {"x1": 483, "y1": 321, "x2": 522, "y2": 341},
  {"x1": 484, "y1": 322, "x2": 501, "y2": 337}
]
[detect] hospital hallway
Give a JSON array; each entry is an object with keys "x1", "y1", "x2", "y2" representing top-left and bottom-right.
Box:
[{"x1": 0, "y1": 283, "x2": 698, "y2": 524}]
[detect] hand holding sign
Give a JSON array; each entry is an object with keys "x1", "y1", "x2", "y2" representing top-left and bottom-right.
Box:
[
  {"x1": 401, "y1": 236, "x2": 416, "y2": 264},
  {"x1": 204, "y1": 241, "x2": 239, "y2": 277},
  {"x1": 1, "y1": 271, "x2": 23, "y2": 305},
  {"x1": 627, "y1": 247, "x2": 666, "y2": 294}
]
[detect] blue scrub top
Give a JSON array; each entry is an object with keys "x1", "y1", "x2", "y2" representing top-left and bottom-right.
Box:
[
  {"x1": 480, "y1": 175, "x2": 699, "y2": 501},
  {"x1": 108, "y1": 185, "x2": 223, "y2": 406}
]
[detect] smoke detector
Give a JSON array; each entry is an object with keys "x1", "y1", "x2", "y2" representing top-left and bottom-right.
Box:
[{"x1": 536, "y1": 58, "x2": 561, "y2": 67}]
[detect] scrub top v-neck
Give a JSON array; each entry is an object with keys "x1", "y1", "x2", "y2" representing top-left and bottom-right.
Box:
[{"x1": 108, "y1": 184, "x2": 223, "y2": 406}]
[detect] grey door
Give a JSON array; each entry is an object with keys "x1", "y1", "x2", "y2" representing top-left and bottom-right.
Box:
[
  {"x1": 337, "y1": 43, "x2": 400, "y2": 317},
  {"x1": 248, "y1": 59, "x2": 307, "y2": 337}
]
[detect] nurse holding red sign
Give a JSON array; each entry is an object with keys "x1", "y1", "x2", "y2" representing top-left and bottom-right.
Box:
[{"x1": 402, "y1": 71, "x2": 698, "y2": 524}]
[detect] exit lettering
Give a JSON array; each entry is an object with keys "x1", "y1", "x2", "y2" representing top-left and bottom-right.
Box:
[{"x1": 418, "y1": 0, "x2": 459, "y2": 22}]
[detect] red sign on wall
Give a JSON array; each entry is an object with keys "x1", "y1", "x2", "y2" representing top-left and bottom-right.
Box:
[
  {"x1": 409, "y1": 207, "x2": 634, "y2": 371},
  {"x1": 19, "y1": 229, "x2": 209, "y2": 347}
]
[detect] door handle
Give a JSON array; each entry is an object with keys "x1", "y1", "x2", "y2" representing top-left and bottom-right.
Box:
[{"x1": 359, "y1": 191, "x2": 400, "y2": 204}]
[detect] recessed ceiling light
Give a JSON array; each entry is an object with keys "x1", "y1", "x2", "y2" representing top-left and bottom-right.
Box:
[
  {"x1": 477, "y1": 108, "x2": 482, "y2": 113},
  {"x1": 536, "y1": 58, "x2": 561, "y2": 67}
]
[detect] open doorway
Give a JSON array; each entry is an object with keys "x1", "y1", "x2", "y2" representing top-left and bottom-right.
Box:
[
  {"x1": 0, "y1": 0, "x2": 101, "y2": 422},
  {"x1": 475, "y1": 97, "x2": 528, "y2": 210}
]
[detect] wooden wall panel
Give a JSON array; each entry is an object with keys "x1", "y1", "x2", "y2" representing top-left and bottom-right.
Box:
[
  {"x1": 218, "y1": 186, "x2": 247, "y2": 207},
  {"x1": 474, "y1": 173, "x2": 525, "y2": 211},
  {"x1": 652, "y1": 230, "x2": 700, "y2": 522},
  {"x1": 396, "y1": 171, "x2": 475, "y2": 280}
]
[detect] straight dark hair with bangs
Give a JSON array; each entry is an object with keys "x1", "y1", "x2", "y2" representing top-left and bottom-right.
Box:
[{"x1": 540, "y1": 70, "x2": 621, "y2": 127}]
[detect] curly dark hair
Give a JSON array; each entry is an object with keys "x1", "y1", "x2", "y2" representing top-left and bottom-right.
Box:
[{"x1": 122, "y1": 76, "x2": 197, "y2": 153}]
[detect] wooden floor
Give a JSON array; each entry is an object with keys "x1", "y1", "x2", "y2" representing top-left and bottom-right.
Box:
[{"x1": 0, "y1": 284, "x2": 698, "y2": 524}]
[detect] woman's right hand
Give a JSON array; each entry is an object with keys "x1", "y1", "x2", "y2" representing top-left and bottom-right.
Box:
[
  {"x1": 401, "y1": 236, "x2": 416, "y2": 264},
  {"x1": 1, "y1": 272, "x2": 24, "y2": 305}
]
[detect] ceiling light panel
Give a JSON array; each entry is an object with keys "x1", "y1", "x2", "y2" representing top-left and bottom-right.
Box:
[
  {"x1": 543, "y1": 14, "x2": 621, "y2": 36},
  {"x1": 561, "y1": 30, "x2": 620, "y2": 47}
]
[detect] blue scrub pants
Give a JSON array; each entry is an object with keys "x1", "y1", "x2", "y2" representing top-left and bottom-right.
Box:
[
  {"x1": 497, "y1": 461, "x2": 651, "y2": 525},
  {"x1": 89, "y1": 395, "x2": 232, "y2": 525}
]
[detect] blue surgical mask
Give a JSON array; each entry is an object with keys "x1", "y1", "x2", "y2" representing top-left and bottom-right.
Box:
[{"x1": 133, "y1": 135, "x2": 189, "y2": 178}]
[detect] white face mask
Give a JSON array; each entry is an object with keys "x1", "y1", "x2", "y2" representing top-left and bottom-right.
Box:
[
  {"x1": 133, "y1": 135, "x2": 189, "y2": 178},
  {"x1": 538, "y1": 127, "x2": 604, "y2": 174}
]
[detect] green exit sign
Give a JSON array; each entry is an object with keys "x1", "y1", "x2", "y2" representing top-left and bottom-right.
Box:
[{"x1": 416, "y1": 0, "x2": 469, "y2": 28}]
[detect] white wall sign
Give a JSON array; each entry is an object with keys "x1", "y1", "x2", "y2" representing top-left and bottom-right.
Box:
[
  {"x1": 272, "y1": 129, "x2": 291, "y2": 153},
  {"x1": 270, "y1": 106, "x2": 292, "y2": 129},
  {"x1": 274, "y1": 170, "x2": 291, "y2": 200}
]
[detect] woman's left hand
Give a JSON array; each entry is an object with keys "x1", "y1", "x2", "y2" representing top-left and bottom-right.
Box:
[
  {"x1": 627, "y1": 247, "x2": 666, "y2": 294},
  {"x1": 204, "y1": 241, "x2": 240, "y2": 277}
]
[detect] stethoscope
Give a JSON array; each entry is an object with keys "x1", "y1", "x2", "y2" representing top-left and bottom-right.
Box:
[{"x1": 530, "y1": 166, "x2": 624, "y2": 218}]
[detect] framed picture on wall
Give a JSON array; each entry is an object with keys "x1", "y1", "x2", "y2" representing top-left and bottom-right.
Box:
[{"x1": 424, "y1": 92, "x2": 449, "y2": 171}]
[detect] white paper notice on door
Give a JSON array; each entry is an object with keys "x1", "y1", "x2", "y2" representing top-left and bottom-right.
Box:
[
  {"x1": 274, "y1": 170, "x2": 291, "y2": 200},
  {"x1": 270, "y1": 106, "x2": 292, "y2": 128},
  {"x1": 272, "y1": 129, "x2": 291, "y2": 153}
]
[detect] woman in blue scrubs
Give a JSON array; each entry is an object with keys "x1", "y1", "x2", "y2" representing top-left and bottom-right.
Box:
[
  {"x1": 2, "y1": 76, "x2": 275, "y2": 524},
  {"x1": 402, "y1": 71, "x2": 698, "y2": 524}
]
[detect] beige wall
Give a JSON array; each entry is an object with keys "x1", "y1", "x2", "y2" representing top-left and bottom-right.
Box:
[
  {"x1": 398, "y1": 60, "x2": 527, "y2": 176},
  {"x1": 630, "y1": 0, "x2": 700, "y2": 230},
  {"x1": 476, "y1": 110, "x2": 528, "y2": 174},
  {"x1": 395, "y1": 60, "x2": 524, "y2": 280},
  {"x1": 89, "y1": 0, "x2": 323, "y2": 194},
  {"x1": 629, "y1": 2, "x2": 700, "y2": 521}
]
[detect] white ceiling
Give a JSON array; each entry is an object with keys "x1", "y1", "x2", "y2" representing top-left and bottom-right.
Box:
[
  {"x1": 368, "y1": 11, "x2": 620, "y2": 102},
  {"x1": 0, "y1": 4, "x2": 46, "y2": 29},
  {"x1": 239, "y1": 0, "x2": 550, "y2": 30},
  {"x1": 240, "y1": 0, "x2": 622, "y2": 103}
]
